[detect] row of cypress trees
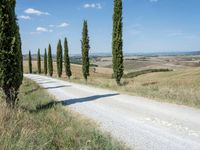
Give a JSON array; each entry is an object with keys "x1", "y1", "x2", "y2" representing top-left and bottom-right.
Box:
[
  {"x1": 29, "y1": 0, "x2": 123, "y2": 84},
  {"x1": 28, "y1": 38, "x2": 73, "y2": 79},
  {"x1": 28, "y1": 20, "x2": 90, "y2": 81}
]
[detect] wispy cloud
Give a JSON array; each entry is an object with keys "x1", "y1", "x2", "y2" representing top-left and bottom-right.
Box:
[
  {"x1": 18, "y1": 15, "x2": 31, "y2": 20},
  {"x1": 57, "y1": 22, "x2": 69, "y2": 28},
  {"x1": 30, "y1": 27, "x2": 53, "y2": 34},
  {"x1": 83, "y1": 3, "x2": 102, "y2": 9},
  {"x1": 36, "y1": 27, "x2": 49, "y2": 32},
  {"x1": 149, "y1": 0, "x2": 158, "y2": 2},
  {"x1": 24, "y1": 8, "x2": 50, "y2": 16},
  {"x1": 49, "y1": 22, "x2": 69, "y2": 28}
]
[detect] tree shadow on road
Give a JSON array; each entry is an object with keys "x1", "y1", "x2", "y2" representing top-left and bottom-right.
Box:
[
  {"x1": 33, "y1": 93, "x2": 119, "y2": 112},
  {"x1": 38, "y1": 81, "x2": 57, "y2": 84},
  {"x1": 43, "y1": 85, "x2": 71, "y2": 90}
]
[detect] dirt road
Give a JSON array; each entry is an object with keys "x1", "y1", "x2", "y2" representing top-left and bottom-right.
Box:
[{"x1": 25, "y1": 74, "x2": 200, "y2": 150}]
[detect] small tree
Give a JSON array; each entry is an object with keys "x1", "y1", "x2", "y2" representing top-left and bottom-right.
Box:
[
  {"x1": 56, "y1": 39, "x2": 63, "y2": 77},
  {"x1": 44, "y1": 48, "x2": 47, "y2": 75},
  {"x1": 81, "y1": 20, "x2": 90, "y2": 81},
  {"x1": 28, "y1": 50, "x2": 32, "y2": 73},
  {"x1": 48, "y1": 44, "x2": 53, "y2": 76},
  {"x1": 0, "y1": 0, "x2": 23, "y2": 107},
  {"x1": 112, "y1": 0, "x2": 124, "y2": 85},
  {"x1": 37, "y1": 49, "x2": 41, "y2": 74},
  {"x1": 64, "y1": 37, "x2": 72, "y2": 79}
]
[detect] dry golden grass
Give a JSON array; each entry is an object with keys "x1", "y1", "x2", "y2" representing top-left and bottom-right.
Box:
[
  {"x1": 24, "y1": 60, "x2": 200, "y2": 108},
  {"x1": 0, "y1": 78, "x2": 126, "y2": 149}
]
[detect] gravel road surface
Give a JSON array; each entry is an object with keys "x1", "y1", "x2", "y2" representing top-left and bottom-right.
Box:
[{"x1": 25, "y1": 74, "x2": 200, "y2": 150}]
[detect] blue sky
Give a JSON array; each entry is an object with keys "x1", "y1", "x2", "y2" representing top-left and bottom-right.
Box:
[{"x1": 16, "y1": 0, "x2": 200, "y2": 54}]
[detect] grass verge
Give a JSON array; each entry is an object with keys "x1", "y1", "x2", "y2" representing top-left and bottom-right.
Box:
[
  {"x1": 64, "y1": 68, "x2": 200, "y2": 108},
  {"x1": 23, "y1": 60, "x2": 200, "y2": 108},
  {"x1": 0, "y1": 78, "x2": 126, "y2": 150}
]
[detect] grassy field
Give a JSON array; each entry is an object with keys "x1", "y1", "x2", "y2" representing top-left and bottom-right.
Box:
[
  {"x1": 93, "y1": 55, "x2": 200, "y2": 72},
  {"x1": 24, "y1": 60, "x2": 200, "y2": 108},
  {"x1": 0, "y1": 78, "x2": 126, "y2": 150}
]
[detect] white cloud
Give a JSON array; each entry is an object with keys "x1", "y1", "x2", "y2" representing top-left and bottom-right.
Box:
[
  {"x1": 35, "y1": 27, "x2": 53, "y2": 33},
  {"x1": 36, "y1": 27, "x2": 48, "y2": 32},
  {"x1": 24, "y1": 8, "x2": 50, "y2": 16},
  {"x1": 18, "y1": 15, "x2": 31, "y2": 20},
  {"x1": 57, "y1": 22, "x2": 69, "y2": 28},
  {"x1": 83, "y1": 3, "x2": 102, "y2": 9},
  {"x1": 149, "y1": 0, "x2": 158, "y2": 2}
]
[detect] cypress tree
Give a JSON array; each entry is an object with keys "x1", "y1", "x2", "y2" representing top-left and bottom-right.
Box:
[
  {"x1": 112, "y1": 0, "x2": 124, "y2": 85},
  {"x1": 44, "y1": 48, "x2": 47, "y2": 75},
  {"x1": 64, "y1": 37, "x2": 72, "y2": 79},
  {"x1": 18, "y1": 28, "x2": 23, "y2": 76},
  {"x1": 28, "y1": 50, "x2": 32, "y2": 73},
  {"x1": 37, "y1": 49, "x2": 41, "y2": 74},
  {"x1": 48, "y1": 44, "x2": 53, "y2": 76},
  {"x1": 56, "y1": 39, "x2": 63, "y2": 77},
  {"x1": 81, "y1": 20, "x2": 90, "y2": 81},
  {"x1": 0, "y1": 0, "x2": 23, "y2": 107}
]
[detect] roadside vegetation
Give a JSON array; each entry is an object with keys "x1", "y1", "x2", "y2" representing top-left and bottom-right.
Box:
[
  {"x1": 0, "y1": 78, "x2": 126, "y2": 150},
  {"x1": 24, "y1": 60, "x2": 200, "y2": 108}
]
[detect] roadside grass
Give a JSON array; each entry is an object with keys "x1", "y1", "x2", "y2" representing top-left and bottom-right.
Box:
[
  {"x1": 24, "y1": 60, "x2": 200, "y2": 108},
  {"x1": 0, "y1": 78, "x2": 126, "y2": 150}
]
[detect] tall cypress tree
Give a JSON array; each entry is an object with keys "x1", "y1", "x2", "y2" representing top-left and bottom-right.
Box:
[
  {"x1": 48, "y1": 44, "x2": 53, "y2": 76},
  {"x1": 44, "y1": 48, "x2": 47, "y2": 75},
  {"x1": 56, "y1": 39, "x2": 63, "y2": 77},
  {"x1": 112, "y1": 0, "x2": 124, "y2": 85},
  {"x1": 0, "y1": 0, "x2": 23, "y2": 107},
  {"x1": 81, "y1": 20, "x2": 90, "y2": 81},
  {"x1": 18, "y1": 27, "x2": 23, "y2": 76},
  {"x1": 37, "y1": 49, "x2": 41, "y2": 74},
  {"x1": 64, "y1": 37, "x2": 72, "y2": 79},
  {"x1": 28, "y1": 50, "x2": 32, "y2": 73}
]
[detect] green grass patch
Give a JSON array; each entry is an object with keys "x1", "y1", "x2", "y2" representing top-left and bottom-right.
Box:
[{"x1": 0, "y1": 78, "x2": 126, "y2": 150}]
